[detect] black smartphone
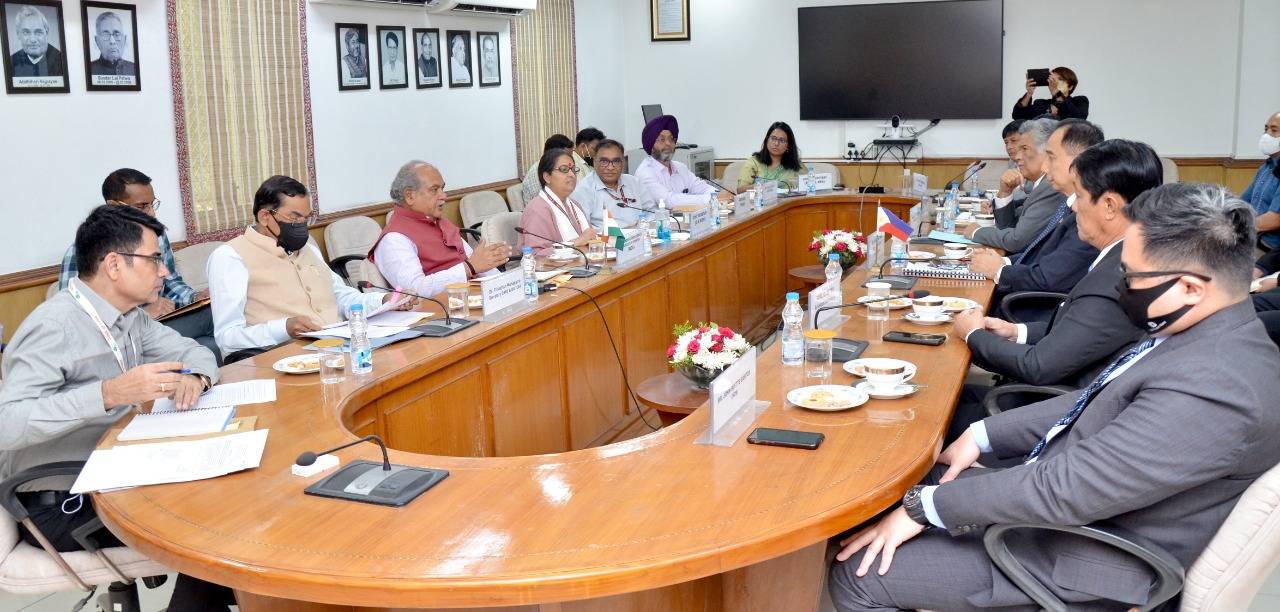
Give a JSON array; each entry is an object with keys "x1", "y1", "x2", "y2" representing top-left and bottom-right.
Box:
[
  {"x1": 747, "y1": 428, "x2": 824, "y2": 450},
  {"x1": 1026, "y1": 68, "x2": 1050, "y2": 87},
  {"x1": 883, "y1": 331, "x2": 946, "y2": 346}
]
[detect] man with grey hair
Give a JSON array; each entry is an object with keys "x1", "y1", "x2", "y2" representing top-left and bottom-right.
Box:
[
  {"x1": 89, "y1": 11, "x2": 135, "y2": 76},
  {"x1": 967, "y1": 117, "x2": 1065, "y2": 253},
  {"x1": 9, "y1": 4, "x2": 63, "y2": 77},
  {"x1": 368, "y1": 161, "x2": 511, "y2": 298},
  {"x1": 830, "y1": 181, "x2": 1280, "y2": 611}
]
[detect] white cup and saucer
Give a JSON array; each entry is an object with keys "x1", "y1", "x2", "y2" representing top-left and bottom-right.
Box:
[
  {"x1": 942, "y1": 243, "x2": 971, "y2": 260},
  {"x1": 850, "y1": 358, "x2": 919, "y2": 399}
]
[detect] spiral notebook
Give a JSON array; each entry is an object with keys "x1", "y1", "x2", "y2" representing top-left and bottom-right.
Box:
[
  {"x1": 117, "y1": 406, "x2": 236, "y2": 442},
  {"x1": 905, "y1": 262, "x2": 987, "y2": 281}
]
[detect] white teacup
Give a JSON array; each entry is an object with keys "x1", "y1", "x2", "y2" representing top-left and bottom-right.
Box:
[
  {"x1": 862, "y1": 359, "x2": 910, "y2": 392},
  {"x1": 974, "y1": 213, "x2": 996, "y2": 228},
  {"x1": 912, "y1": 296, "x2": 945, "y2": 318},
  {"x1": 943, "y1": 243, "x2": 969, "y2": 259}
]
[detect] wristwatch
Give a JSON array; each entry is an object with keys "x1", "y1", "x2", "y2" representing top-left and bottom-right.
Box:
[
  {"x1": 192, "y1": 373, "x2": 212, "y2": 392},
  {"x1": 902, "y1": 485, "x2": 932, "y2": 528}
]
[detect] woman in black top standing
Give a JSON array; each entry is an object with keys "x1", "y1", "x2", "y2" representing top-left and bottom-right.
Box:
[{"x1": 1013, "y1": 66, "x2": 1089, "y2": 120}]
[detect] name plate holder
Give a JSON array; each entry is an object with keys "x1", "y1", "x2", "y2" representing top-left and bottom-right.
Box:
[
  {"x1": 912, "y1": 173, "x2": 929, "y2": 196},
  {"x1": 613, "y1": 229, "x2": 646, "y2": 270},
  {"x1": 796, "y1": 173, "x2": 835, "y2": 192},
  {"x1": 733, "y1": 191, "x2": 755, "y2": 216},
  {"x1": 807, "y1": 281, "x2": 848, "y2": 330},
  {"x1": 480, "y1": 269, "x2": 533, "y2": 323},
  {"x1": 761, "y1": 180, "x2": 780, "y2": 206},
  {"x1": 686, "y1": 206, "x2": 713, "y2": 239},
  {"x1": 695, "y1": 347, "x2": 769, "y2": 448}
]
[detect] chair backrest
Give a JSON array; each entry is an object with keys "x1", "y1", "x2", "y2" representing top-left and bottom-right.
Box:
[
  {"x1": 1160, "y1": 157, "x2": 1179, "y2": 184},
  {"x1": 506, "y1": 183, "x2": 527, "y2": 212},
  {"x1": 323, "y1": 217, "x2": 383, "y2": 285},
  {"x1": 481, "y1": 211, "x2": 523, "y2": 247},
  {"x1": 460, "y1": 191, "x2": 509, "y2": 230},
  {"x1": 721, "y1": 160, "x2": 746, "y2": 187},
  {"x1": 356, "y1": 258, "x2": 387, "y2": 291},
  {"x1": 1180, "y1": 462, "x2": 1280, "y2": 611},
  {"x1": 172, "y1": 240, "x2": 224, "y2": 292}
]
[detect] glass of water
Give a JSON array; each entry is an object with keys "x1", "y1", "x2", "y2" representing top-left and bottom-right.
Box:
[
  {"x1": 319, "y1": 349, "x2": 346, "y2": 384},
  {"x1": 803, "y1": 329, "x2": 835, "y2": 383},
  {"x1": 587, "y1": 240, "x2": 606, "y2": 267},
  {"x1": 446, "y1": 283, "x2": 469, "y2": 319},
  {"x1": 865, "y1": 281, "x2": 891, "y2": 321}
]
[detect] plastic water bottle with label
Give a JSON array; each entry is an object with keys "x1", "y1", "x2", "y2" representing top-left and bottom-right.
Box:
[
  {"x1": 521, "y1": 246, "x2": 538, "y2": 303},
  {"x1": 710, "y1": 192, "x2": 721, "y2": 226},
  {"x1": 966, "y1": 170, "x2": 980, "y2": 196},
  {"x1": 656, "y1": 200, "x2": 671, "y2": 243},
  {"x1": 754, "y1": 177, "x2": 764, "y2": 210},
  {"x1": 637, "y1": 212, "x2": 653, "y2": 256},
  {"x1": 942, "y1": 187, "x2": 958, "y2": 233},
  {"x1": 900, "y1": 168, "x2": 912, "y2": 194},
  {"x1": 806, "y1": 164, "x2": 817, "y2": 195},
  {"x1": 780, "y1": 292, "x2": 804, "y2": 366},
  {"x1": 348, "y1": 304, "x2": 373, "y2": 375},
  {"x1": 890, "y1": 235, "x2": 907, "y2": 270},
  {"x1": 825, "y1": 253, "x2": 843, "y2": 306}
]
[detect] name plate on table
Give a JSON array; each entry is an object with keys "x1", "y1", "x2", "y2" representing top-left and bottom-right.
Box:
[
  {"x1": 686, "y1": 206, "x2": 713, "y2": 239},
  {"x1": 760, "y1": 180, "x2": 780, "y2": 206},
  {"x1": 797, "y1": 173, "x2": 835, "y2": 192},
  {"x1": 695, "y1": 347, "x2": 769, "y2": 447},
  {"x1": 807, "y1": 281, "x2": 847, "y2": 330},
  {"x1": 480, "y1": 269, "x2": 525, "y2": 318},
  {"x1": 734, "y1": 190, "x2": 755, "y2": 214},
  {"x1": 913, "y1": 173, "x2": 929, "y2": 195},
  {"x1": 614, "y1": 229, "x2": 646, "y2": 269}
]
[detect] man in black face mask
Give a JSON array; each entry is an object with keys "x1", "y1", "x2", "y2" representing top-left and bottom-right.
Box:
[
  {"x1": 830, "y1": 182, "x2": 1280, "y2": 612},
  {"x1": 206, "y1": 175, "x2": 415, "y2": 362}
]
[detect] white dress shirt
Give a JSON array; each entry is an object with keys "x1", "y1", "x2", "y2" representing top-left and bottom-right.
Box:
[
  {"x1": 570, "y1": 172, "x2": 657, "y2": 227},
  {"x1": 635, "y1": 156, "x2": 714, "y2": 206},
  {"x1": 372, "y1": 233, "x2": 496, "y2": 298},
  {"x1": 207, "y1": 243, "x2": 385, "y2": 357}
]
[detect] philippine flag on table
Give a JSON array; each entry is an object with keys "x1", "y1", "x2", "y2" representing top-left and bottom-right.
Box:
[{"x1": 877, "y1": 206, "x2": 913, "y2": 242}]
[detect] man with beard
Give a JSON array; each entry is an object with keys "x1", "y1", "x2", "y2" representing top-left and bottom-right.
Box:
[
  {"x1": 634, "y1": 114, "x2": 730, "y2": 205},
  {"x1": 88, "y1": 11, "x2": 134, "y2": 76}
]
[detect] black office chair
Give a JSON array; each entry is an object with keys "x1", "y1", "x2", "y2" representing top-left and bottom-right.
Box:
[
  {"x1": 981, "y1": 383, "x2": 1073, "y2": 417},
  {"x1": 998, "y1": 290, "x2": 1067, "y2": 325}
]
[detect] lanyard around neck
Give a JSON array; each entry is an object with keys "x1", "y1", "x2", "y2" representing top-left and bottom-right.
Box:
[
  {"x1": 66, "y1": 279, "x2": 130, "y2": 374},
  {"x1": 543, "y1": 187, "x2": 585, "y2": 233}
]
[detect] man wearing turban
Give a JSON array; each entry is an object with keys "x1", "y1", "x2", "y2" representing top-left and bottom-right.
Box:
[{"x1": 635, "y1": 115, "x2": 731, "y2": 206}]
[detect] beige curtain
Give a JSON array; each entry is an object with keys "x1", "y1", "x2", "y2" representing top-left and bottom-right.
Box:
[
  {"x1": 171, "y1": 0, "x2": 313, "y2": 240},
  {"x1": 511, "y1": 0, "x2": 579, "y2": 173}
]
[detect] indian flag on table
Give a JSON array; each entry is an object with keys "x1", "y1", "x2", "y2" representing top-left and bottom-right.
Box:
[
  {"x1": 604, "y1": 210, "x2": 625, "y2": 250},
  {"x1": 877, "y1": 206, "x2": 913, "y2": 242}
]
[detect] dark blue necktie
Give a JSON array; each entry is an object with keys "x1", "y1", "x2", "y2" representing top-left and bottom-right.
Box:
[
  {"x1": 1014, "y1": 202, "x2": 1070, "y2": 265},
  {"x1": 1024, "y1": 338, "x2": 1156, "y2": 463}
]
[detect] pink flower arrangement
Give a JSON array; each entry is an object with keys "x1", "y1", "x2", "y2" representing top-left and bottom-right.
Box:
[
  {"x1": 809, "y1": 229, "x2": 867, "y2": 266},
  {"x1": 667, "y1": 322, "x2": 750, "y2": 372}
]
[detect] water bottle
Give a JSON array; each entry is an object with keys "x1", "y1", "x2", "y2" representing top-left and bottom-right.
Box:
[
  {"x1": 900, "y1": 168, "x2": 912, "y2": 194},
  {"x1": 890, "y1": 235, "x2": 907, "y2": 268},
  {"x1": 656, "y1": 200, "x2": 671, "y2": 243},
  {"x1": 521, "y1": 246, "x2": 538, "y2": 303},
  {"x1": 806, "y1": 164, "x2": 817, "y2": 195},
  {"x1": 348, "y1": 304, "x2": 373, "y2": 375},
  {"x1": 780, "y1": 292, "x2": 804, "y2": 366},
  {"x1": 865, "y1": 232, "x2": 883, "y2": 272},
  {"x1": 825, "y1": 253, "x2": 843, "y2": 306},
  {"x1": 966, "y1": 169, "x2": 980, "y2": 197},
  {"x1": 942, "y1": 186, "x2": 958, "y2": 233},
  {"x1": 637, "y1": 212, "x2": 653, "y2": 256},
  {"x1": 754, "y1": 177, "x2": 764, "y2": 210},
  {"x1": 710, "y1": 192, "x2": 721, "y2": 226}
]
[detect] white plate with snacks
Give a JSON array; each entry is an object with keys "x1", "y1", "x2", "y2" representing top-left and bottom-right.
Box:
[
  {"x1": 856, "y1": 295, "x2": 913, "y2": 309},
  {"x1": 938, "y1": 297, "x2": 980, "y2": 312},
  {"x1": 273, "y1": 354, "x2": 323, "y2": 375},
  {"x1": 843, "y1": 358, "x2": 917, "y2": 381},
  {"x1": 787, "y1": 385, "x2": 869, "y2": 412},
  {"x1": 907, "y1": 251, "x2": 936, "y2": 261}
]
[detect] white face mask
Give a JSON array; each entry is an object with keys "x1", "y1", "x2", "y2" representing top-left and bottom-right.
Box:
[{"x1": 1261, "y1": 132, "x2": 1280, "y2": 157}]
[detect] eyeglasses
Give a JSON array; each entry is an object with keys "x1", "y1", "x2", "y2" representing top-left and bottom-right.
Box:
[
  {"x1": 96, "y1": 31, "x2": 126, "y2": 41},
  {"x1": 114, "y1": 252, "x2": 165, "y2": 269},
  {"x1": 552, "y1": 165, "x2": 576, "y2": 175},
  {"x1": 270, "y1": 209, "x2": 317, "y2": 224},
  {"x1": 1120, "y1": 266, "x2": 1212, "y2": 288},
  {"x1": 596, "y1": 158, "x2": 624, "y2": 168},
  {"x1": 111, "y1": 199, "x2": 160, "y2": 213},
  {"x1": 767, "y1": 136, "x2": 788, "y2": 145}
]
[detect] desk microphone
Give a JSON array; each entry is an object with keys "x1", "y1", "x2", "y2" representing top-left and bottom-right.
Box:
[
  {"x1": 513, "y1": 227, "x2": 599, "y2": 278},
  {"x1": 704, "y1": 176, "x2": 738, "y2": 196},
  {"x1": 296, "y1": 435, "x2": 449, "y2": 507},
  {"x1": 939, "y1": 161, "x2": 987, "y2": 191},
  {"x1": 356, "y1": 281, "x2": 478, "y2": 337},
  {"x1": 615, "y1": 202, "x2": 683, "y2": 231},
  {"x1": 813, "y1": 290, "x2": 933, "y2": 324}
]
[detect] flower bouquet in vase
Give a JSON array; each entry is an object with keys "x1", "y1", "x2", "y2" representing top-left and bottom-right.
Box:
[
  {"x1": 666, "y1": 322, "x2": 752, "y2": 390},
  {"x1": 809, "y1": 229, "x2": 867, "y2": 270}
]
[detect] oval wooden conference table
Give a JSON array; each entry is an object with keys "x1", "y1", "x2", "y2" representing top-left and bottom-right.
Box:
[{"x1": 94, "y1": 191, "x2": 993, "y2": 611}]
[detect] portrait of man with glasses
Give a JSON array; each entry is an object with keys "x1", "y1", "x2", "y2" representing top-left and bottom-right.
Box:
[{"x1": 83, "y1": 2, "x2": 140, "y2": 90}]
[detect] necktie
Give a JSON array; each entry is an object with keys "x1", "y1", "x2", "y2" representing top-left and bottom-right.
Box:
[
  {"x1": 1023, "y1": 338, "x2": 1156, "y2": 463},
  {"x1": 1013, "y1": 203, "x2": 1075, "y2": 265}
]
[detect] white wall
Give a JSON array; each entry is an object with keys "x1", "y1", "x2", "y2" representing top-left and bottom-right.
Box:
[
  {"x1": 580, "y1": 0, "x2": 1261, "y2": 162},
  {"x1": 1234, "y1": 0, "x2": 1280, "y2": 160},
  {"x1": 573, "y1": 1, "x2": 625, "y2": 142},
  {"x1": 307, "y1": 4, "x2": 517, "y2": 208},
  {"x1": 0, "y1": 0, "x2": 181, "y2": 275}
]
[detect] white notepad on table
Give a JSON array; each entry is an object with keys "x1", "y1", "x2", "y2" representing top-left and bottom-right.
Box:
[
  {"x1": 117, "y1": 406, "x2": 236, "y2": 442},
  {"x1": 151, "y1": 379, "x2": 276, "y2": 413}
]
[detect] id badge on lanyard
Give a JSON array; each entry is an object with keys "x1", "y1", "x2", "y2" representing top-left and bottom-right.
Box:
[{"x1": 66, "y1": 279, "x2": 130, "y2": 374}]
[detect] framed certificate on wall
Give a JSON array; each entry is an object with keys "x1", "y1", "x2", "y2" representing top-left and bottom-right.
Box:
[{"x1": 650, "y1": 0, "x2": 689, "y2": 42}]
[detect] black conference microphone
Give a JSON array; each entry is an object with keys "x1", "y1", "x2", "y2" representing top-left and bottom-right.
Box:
[
  {"x1": 939, "y1": 161, "x2": 987, "y2": 191},
  {"x1": 810, "y1": 289, "x2": 933, "y2": 362},
  {"x1": 296, "y1": 434, "x2": 449, "y2": 507},
  {"x1": 356, "y1": 280, "x2": 478, "y2": 337},
  {"x1": 813, "y1": 290, "x2": 933, "y2": 325},
  {"x1": 616, "y1": 201, "x2": 683, "y2": 231},
  {"x1": 513, "y1": 226, "x2": 598, "y2": 278},
  {"x1": 703, "y1": 176, "x2": 739, "y2": 196}
]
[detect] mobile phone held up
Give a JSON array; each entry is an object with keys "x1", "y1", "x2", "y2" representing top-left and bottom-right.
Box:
[
  {"x1": 883, "y1": 331, "x2": 946, "y2": 346},
  {"x1": 747, "y1": 427, "x2": 824, "y2": 450},
  {"x1": 1026, "y1": 68, "x2": 1050, "y2": 87}
]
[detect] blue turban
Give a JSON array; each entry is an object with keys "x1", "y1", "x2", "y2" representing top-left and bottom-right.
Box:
[{"x1": 642, "y1": 115, "x2": 679, "y2": 154}]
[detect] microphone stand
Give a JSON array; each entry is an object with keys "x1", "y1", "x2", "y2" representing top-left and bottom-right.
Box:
[
  {"x1": 297, "y1": 434, "x2": 450, "y2": 507},
  {"x1": 703, "y1": 176, "x2": 738, "y2": 196},
  {"x1": 857, "y1": 257, "x2": 934, "y2": 290},
  {"x1": 357, "y1": 281, "x2": 479, "y2": 338},
  {"x1": 617, "y1": 202, "x2": 683, "y2": 231},
  {"x1": 514, "y1": 227, "x2": 599, "y2": 278}
]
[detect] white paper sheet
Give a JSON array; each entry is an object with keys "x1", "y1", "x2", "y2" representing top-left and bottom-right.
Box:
[
  {"x1": 152, "y1": 379, "x2": 277, "y2": 413},
  {"x1": 303, "y1": 324, "x2": 411, "y2": 340},
  {"x1": 70, "y1": 429, "x2": 269, "y2": 494}
]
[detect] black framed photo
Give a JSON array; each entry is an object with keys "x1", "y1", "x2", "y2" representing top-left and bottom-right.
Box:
[
  {"x1": 1, "y1": 0, "x2": 69, "y2": 94},
  {"x1": 80, "y1": 1, "x2": 139, "y2": 91},
  {"x1": 412, "y1": 27, "x2": 440, "y2": 89},
  {"x1": 649, "y1": 0, "x2": 690, "y2": 42},
  {"x1": 375, "y1": 25, "x2": 406, "y2": 90},
  {"x1": 335, "y1": 22, "x2": 369, "y2": 91},
  {"x1": 477, "y1": 31, "x2": 500, "y2": 87},
  {"x1": 445, "y1": 29, "x2": 471, "y2": 88}
]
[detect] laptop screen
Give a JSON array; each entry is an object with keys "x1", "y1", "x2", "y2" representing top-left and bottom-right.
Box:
[{"x1": 641, "y1": 104, "x2": 663, "y2": 125}]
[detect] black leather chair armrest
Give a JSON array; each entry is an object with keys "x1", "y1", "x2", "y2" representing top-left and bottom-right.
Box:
[
  {"x1": 982, "y1": 384, "x2": 1074, "y2": 417},
  {"x1": 983, "y1": 522, "x2": 1184, "y2": 612},
  {"x1": 0, "y1": 461, "x2": 86, "y2": 522},
  {"x1": 328, "y1": 254, "x2": 365, "y2": 281},
  {"x1": 460, "y1": 227, "x2": 482, "y2": 240},
  {"x1": 999, "y1": 291, "x2": 1068, "y2": 324}
]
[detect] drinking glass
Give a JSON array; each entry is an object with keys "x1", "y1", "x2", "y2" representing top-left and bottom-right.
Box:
[
  {"x1": 866, "y1": 281, "x2": 891, "y2": 321},
  {"x1": 447, "y1": 283, "x2": 469, "y2": 319},
  {"x1": 319, "y1": 349, "x2": 346, "y2": 384},
  {"x1": 803, "y1": 329, "x2": 835, "y2": 383}
]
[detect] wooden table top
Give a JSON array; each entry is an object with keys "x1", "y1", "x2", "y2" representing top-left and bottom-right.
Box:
[{"x1": 92, "y1": 193, "x2": 989, "y2": 608}]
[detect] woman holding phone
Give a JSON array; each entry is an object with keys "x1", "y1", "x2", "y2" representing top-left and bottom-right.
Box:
[{"x1": 1013, "y1": 66, "x2": 1089, "y2": 120}]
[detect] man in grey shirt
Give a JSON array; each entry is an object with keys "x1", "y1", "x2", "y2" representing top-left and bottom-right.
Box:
[
  {"x1": 570, "y1": 139, "x2": 657, "y2": 227},
  {"x1": 0, "y1": 205, "x2": 231, "y2": 609}
]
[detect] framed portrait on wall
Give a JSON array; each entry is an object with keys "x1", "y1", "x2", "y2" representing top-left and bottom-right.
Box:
[
  {"x1": 477, "y1": 31, "x2": 500, "y2": 87},
  {"x1": 0, "y1": 0, "x2": 70, "y2": 94},
  {"x1": 412, "y1": 27, "x2": 440, "y2": 89},
  {"x1": 650, "y1": 0, "x2": 690, "y2": 42},
  {"x1": 376, "y1": 25, "x2": 407, "y2": 90},
  {"x1": 445, "y1": 29, "x2": 471, "y2": 88},
  {"x1": 335, "y1": 22, "x2": 369, "y2": 91},
  {"x1": 80, "y1": 1, "x2": 140, "y2": 91}
]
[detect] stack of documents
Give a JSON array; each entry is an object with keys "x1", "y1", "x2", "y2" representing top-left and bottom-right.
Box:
[
  {"x1": 70, "y1": 429, "x2": 269, "y2": 494},
  {"x1": 151, "y1": 379, "x2": 276, "y2": 413},
  {"x1": 304, "y1": 310, "x2": 435, "y2": 340},
  {"x1": 118, "y1": 406, "x2": 235, "y2": 442}
]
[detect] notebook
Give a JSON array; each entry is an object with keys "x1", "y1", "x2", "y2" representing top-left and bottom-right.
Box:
[
  {"x1": 117, "y1": 406, "x2": 236, "y2": 442},
  {"x1": 905, "y1": 262, "x2": 987, "y2": 281}
]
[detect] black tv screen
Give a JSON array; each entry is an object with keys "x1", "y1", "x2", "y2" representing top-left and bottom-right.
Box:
[{"x1": 798, "y1": 0, "x2": 1004, "y2": 120}]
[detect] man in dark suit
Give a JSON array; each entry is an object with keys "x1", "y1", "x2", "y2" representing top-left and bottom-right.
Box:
[
  {"x1": 945, "y1": 140, "x2": 1162, "y2": 442},
  {"x1": 968, "y1": 119, "x2": 1067, "y2": 253},
  {"x1": 87, "y1": 11, "x2": 135, "y2": 77},
  {"x1": 416, "y1": 33, "x2": 439, "y2": 80},
  {"x1": 9, "y1": 5, "x2": 63, "y2": 77},
  {"x1": 830, "y1": 181, "x2": 1280, "y2": 612}
]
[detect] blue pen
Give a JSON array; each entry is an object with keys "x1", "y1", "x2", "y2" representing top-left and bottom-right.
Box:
[{"x1": 173, "y1": 369, "x2": 193, "y2": 375}]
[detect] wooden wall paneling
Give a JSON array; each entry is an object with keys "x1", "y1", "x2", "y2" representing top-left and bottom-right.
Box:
[
  {"x1": 553, "y1": 575, "x2": 721, "y2": 612},
  {"x1": 0, "y1": 283, "x2": 49, "y2": 350},
  {"x1": 380, "y1": 364, "x2": 489, "y2": 457},
  {"x1": 704, "y1": 243, "x2": 741, "y2": 330},
  {"x1": 1224, "y1": 166, "x2": 1260, "y2": 195},
  {"x1": 764, "y1": 218, "x2": 787, "y2": 302},
  {"x1": 486, "y1": 328, "x2": 569, "y2": 456},
  {"x1": 735, "y1": 228, "x2": 768, "y2": 333},
  {"x1": 720, "y1": 541, "x2": 826, "y2": 612},
  {"x1": 561, "y1": 299, "x2": 628, "y2": 449},
  {"x1": 620, "y1": 275, "x2": 673, "y2": 397},
  {"x1": 665, "y1": 256, "x2": 709, "y2": 330},
  {"x1": 784, "y1": 207, "x2": 831, "y2": 271},
  {"x1": 1177, "y1": 165, "x2": 1225, "y2": 187}
]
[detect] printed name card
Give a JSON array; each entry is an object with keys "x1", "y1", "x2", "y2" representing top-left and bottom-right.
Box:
[
  {"x1": 761, "y1": 180, "x2": 780, "y2": 206},
  {"x1": 686, "y1": 206, "x2": 713, "y2": 239},
  {"x1": 797, "y1": 173, "x2": 835, "y2": 192},
  {"x1": 704, "y1": 347, "x2": 760, "y2": 446},
  {"x1": 912, "y1": 173, "x2": 929, "y2": 196},
  {"x1": 734, "y1": 191, "x2": 754, "y2": 214},
  {"x1": 614, "y1": 229, "x2": 646, "y2": 268},
  {"x1": 480, "y1": 269, "x2": 524, "y2": 317}
]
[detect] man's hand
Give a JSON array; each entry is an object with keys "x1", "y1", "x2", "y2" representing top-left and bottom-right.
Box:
[
  {"x1": 938, "y1": 428, "x2": 982, "y2": 483},
  {"x1": 382, "y1": 292, "x2": 419, "y2": 311},
  {"x1": 952, "y1": 308, "x2": 985, "y2": 340},
  {"x1": 997, "y1": 169, "x2": 1023, "y2": 198},
  {"x1": 572, "y1": 228, "x2": 600, "y2": 247},
  {"x1": 963, "y1": 224, "x2": 982, "y2": 240},
  {"x1": 167, "y1": 374, "x2": 206, "y2": 410},
  {"x1": 983, "y1": 316, "x2": 1020, "y2": 341},
  {"x1": 285, "y1": 316, "x2": 321, "y2": 338},
  {"x1": 469, "y1": 241, "x2": 512, "y2": 274},
  {"x1": 969, "y1": 250, "x2": 1005, "y2": 279},
  {"x1": 144, "y1": 297, "x2": 176, "y2": 319},
  {"x1": 716, "y1": 190, "x2": 734, "y2": 202},
  {"x1": 980, "y1": 199, "x2": 994, "y2": 214},
  {"x1": 1255, "y1": 274, "x2": 1279, "y2": 293},
  {"x1": 1023, "y1": 78, "x2": 1036, "y2": 99},
  {"x1": 101, "y1": 362, "x2": 185, "y2": 408},
  {"x1": 834, "y1": 506, "x2": 926, "y2": 577}
]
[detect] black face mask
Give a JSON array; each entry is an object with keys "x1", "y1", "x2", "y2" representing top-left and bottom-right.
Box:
[
  {"x1": 270, "y1": 213, "x2": 311, "y2": 252},
  {"x1": 1116, "y1": 276, "x2": 1192, "y2": 334},
  {"x1": 582, "y1": 155, "x2": 593, "y2": 167}
]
